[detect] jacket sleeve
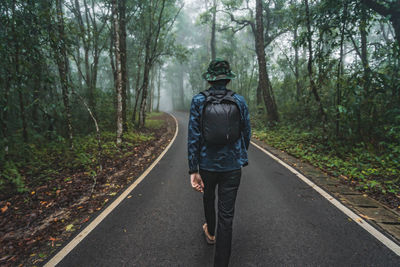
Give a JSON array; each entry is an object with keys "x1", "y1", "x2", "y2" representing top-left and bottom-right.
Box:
[
  {"x1": 242, "y1": 98, "x2": 251, "y2": 150},
  {"x1": 187, "y1": 97, "x2": 202, "y2": 174}
]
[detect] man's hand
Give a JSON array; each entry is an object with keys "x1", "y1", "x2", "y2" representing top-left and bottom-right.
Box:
[{"x1": 190, "y1": 173, "x2": 204, "y2": 193}]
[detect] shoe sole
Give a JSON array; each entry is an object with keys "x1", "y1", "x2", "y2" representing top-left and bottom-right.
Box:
[{"x1": 203, "y1": 224, "x2": 216, "y2": 245}]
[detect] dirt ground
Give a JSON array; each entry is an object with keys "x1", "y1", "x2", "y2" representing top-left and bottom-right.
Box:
[{"x1": 0, "y1": 112, "x2": 176, "y2": 266}]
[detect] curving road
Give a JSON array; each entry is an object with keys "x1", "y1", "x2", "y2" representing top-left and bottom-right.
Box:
[{"x1": 55, "y1": 111, "x2": 400, "y2": 266}]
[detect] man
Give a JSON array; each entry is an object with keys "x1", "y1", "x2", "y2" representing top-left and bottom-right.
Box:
[{"x1": 187, "y1": 58, "x2": 251, "y2": 267}]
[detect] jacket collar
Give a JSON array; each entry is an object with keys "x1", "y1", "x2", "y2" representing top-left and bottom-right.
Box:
[{"x1": 209, "y1": 85, "x2": 227, "y2": 91}]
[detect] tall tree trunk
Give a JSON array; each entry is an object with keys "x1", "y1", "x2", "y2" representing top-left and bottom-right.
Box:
[
  {"x1": 132, "y1": 57, "x2": 142, "y2": 124},
  {"x1": 361, "y1": 0, "x2": 400, "y2": 48},
  {"x1": 119, "y1": 0, "x2": 128, "y2": 131},
  {"x1": 55, "y1": 0, "x2": 73, "y2": 147},
  {"x1": 156, "y1": 65, "x2": 161, "y2": 112},
  {"x1": 360, "y1": 4, "x2": 371, "y2": 94},
  {"x1": 304, "y1": 0, "x2": 326, "y2": 125},
  {"x1": 336, "y1": 1, "x2": 347, "y2": 137},
  {"x1": 2, "y1": 70, "x2": 11, "y2": 157},
  {"x1": 148, "y1": 67, "x2": 155, "y2": 113},
  {"x1": 11, "y1": 1, "x2": 28, "y2": 142},
  {"x1": 32, "y1": 60, "x2": 41, "y2": 130},
  {"x1": 210, "y1": 0, "x2": 216, "y2": 60},
  {"x1": 179, "y1": 64, "x2": 185, "y2": 109},
  {"x1": 256, "y1": 83, "x2": 262, "y2": 106},
  {"x1": 290, "y1": 0, "x2": 301, "y2": 101},
  {"x1": 254, "y1": 0, "x2": 279, "y2": 122},
  {"x1": 139, "y1": 48, "x2": 151, "y2": 127},
  {"x1": 294, "y1": 27, "x2": 300, "y2": 101},
  {"x1": 15, "y1": 47, "x2": 28, "y2": 143},
  {"x1": 112, "y1": 0, "x2": 123, "y2": 144}
]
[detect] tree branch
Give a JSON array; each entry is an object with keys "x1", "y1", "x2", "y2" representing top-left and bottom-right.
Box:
[{"x1": 361, "y1": 0, "x2": 391, "y2": 17}]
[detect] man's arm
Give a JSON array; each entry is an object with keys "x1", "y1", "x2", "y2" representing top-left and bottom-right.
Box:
[
  {"x1": 242, "y1": 98, "x2": 251, "y2": 150},
  {"x1": 187, "y1": 97, "x2": 202, "y2": 174}
]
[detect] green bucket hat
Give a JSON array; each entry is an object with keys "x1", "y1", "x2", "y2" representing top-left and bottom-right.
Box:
[{"x1": 202, "y1": 58, "x2": 236, "y2": 81}]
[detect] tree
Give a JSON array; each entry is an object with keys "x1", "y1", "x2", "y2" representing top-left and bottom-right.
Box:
[
  {"x1": 53, "y1": 0, "x2": 74, "y2": 148},
  {"x1": 211, "y1": 0, "x2": 217, "y2": 60},
  {"x1": 138, "y1": 0, "x2": 182, "y2": 127},
  {"x1": 112, "y1": 0, "x2": 123, "y2": 144},
  {"x1": 361, "y1": 0, "x2": 400, "y2": 48},
  {"x1": 221, "y1": 0, "x2": 280, "y2": 122},
  {"x1": 304, "y1": 0, "x2": 327, "y2": 126}
]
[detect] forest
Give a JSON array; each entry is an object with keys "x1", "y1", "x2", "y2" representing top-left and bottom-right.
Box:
[
  {"x1": 1, "y1": 0, "x2": 399, "y2": 195},
  {"x1": 0, "y1": 0, "x2": 400, "y2": 263}
]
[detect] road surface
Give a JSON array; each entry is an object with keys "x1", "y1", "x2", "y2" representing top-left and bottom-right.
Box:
[{"x1": 56, "y1": 111, "x2": 400, "y2": 266}]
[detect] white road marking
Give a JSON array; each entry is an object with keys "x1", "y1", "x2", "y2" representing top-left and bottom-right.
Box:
[
  {"x1": 251, "y1": 140, "x2": 400, "y2": 257},
  {"x1": 44, "y1": 114, "x2": 179, "y2": 267}
]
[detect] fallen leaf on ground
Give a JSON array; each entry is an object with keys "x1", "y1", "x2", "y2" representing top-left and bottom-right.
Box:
[
  {"x1": 49, "y1": 237, "x2": 58, "y2": 247},
  {"x1": 65, "y1": 224, "x2": 74, "y2": 231},
  {"x1": 359, "y1": 214, "x2": 374, "y2": 220},
  {"x1": 1, "y1": 205, "x2": 8, "y2": 213}
]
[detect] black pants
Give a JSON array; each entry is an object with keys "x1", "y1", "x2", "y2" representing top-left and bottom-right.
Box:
[{"x1": 199, "y1": 168, "x2": 242, "y2": 267}]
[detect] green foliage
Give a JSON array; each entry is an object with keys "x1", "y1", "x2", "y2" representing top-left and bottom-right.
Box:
[
  {"x1": 253, "y1": 121, "x2": 400, "y2": 195},
  {"x1": 1, "y1": 161, "x2": 26, "y2": 193},
  {"x1": 0, "y1": 129, "x2": 155, "y2": 195},
  {"x1": 145, "y1": 113, "x2": 165, "y2": 129}
]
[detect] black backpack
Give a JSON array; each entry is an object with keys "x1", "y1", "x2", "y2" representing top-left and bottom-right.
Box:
[{"x1": 200, "y1": 88, "x2": 241, "y2": 145}]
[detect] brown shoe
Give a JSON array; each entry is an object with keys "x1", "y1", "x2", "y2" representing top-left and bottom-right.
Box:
[{"x1": 203, "y1": 223, "x2": 216, "y2": 245}]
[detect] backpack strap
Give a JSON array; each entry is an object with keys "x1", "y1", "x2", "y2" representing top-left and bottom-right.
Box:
[
  {"x1": 201, "y1": 88, "x2": 235, "y2": 98},
  {"x1": 225, "y1": 89, "x2": 235, "y2": 97},
  {"x1": 200, "y1": 90, "x2": 211, "y2": 98}
]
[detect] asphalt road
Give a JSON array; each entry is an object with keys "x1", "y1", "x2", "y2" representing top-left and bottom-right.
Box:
[{"x1": 57, "y1": 111, "x2": 400, "y2": 266}]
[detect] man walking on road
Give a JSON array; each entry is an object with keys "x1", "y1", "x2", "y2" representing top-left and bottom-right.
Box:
[{"x1": 187, "y1": 59, "x2": 251, "y2": 267}]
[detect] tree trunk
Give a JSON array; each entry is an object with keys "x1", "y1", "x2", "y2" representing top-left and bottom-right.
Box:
[
  {"x1": 179, "y1": 64, "x2": 185, "y2": 109},
  {"x1": 254, "y1": 0, "x2": 279, "y2": 122},
  {"x1": 156, "y1": 65, "x2": 161, "y2": 112},
  {"x1": 11, "y1": 1, "x2": 28, "y2": 143},
  {"x1": 139, "y1": 50, "x2": 151, "y2": 127},
  {"x1": 361, "y1": 0, "x2": 400, "y2": 48},
  {"x1": 32, "y1": 60, "x2": 41, "y2": 129},
  {"x1": 55, "y1": 0, "x2": 74, "y2": 148},
  {"x1": 2, "y1": 70, "x2": 11, "y2": 157},
  {"x1": 304, "y1": 0, "x2": 326, "y2": 125},
  {"x1": 132, "y1": 57, "x2": 142, "y2": 124},
  {"x1": 119, "y1": 0, "x2": 128, "y2": 131},
  {"x1": 15, "y1": 47, "x2": 28, "y2": 143},
  {"x1": 360, "y1": 4, "x2": 371, "y2": 94},
  {"x1": 210, "y1": 0, "x2": 216, "y2": 60},
  {"x1": 294, "y1": 27, "x2": 300, "y2": 101},
  {"x1": 112, "y1": 0, "x2": 123, "y2": 144},
  {"x1": 148, "y1": 67, "x2": 155, "y2": 113},
  {"x1": 336, "y1": 1, "x2": 347, "y2": 137}
]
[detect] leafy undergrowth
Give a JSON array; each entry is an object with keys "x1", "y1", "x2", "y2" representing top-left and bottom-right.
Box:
[
  {"x1": 0, "y1": 112, "x2": 175, "y2": 266},
  {"x1": 253, "y1": 125, "x2": 400, "y2": 209},
  {"x1": 0, "y1": 114, "x2": 166, "y2": 198}
]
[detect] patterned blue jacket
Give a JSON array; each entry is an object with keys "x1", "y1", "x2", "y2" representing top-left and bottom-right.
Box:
[{"x1": 187, "y1": 87, "x2": 251, "y2": 174}]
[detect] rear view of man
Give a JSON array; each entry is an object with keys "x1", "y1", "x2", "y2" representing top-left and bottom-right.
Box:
[{"x1": 187, "y1": 59, "x2": 251, "y2": 267}]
